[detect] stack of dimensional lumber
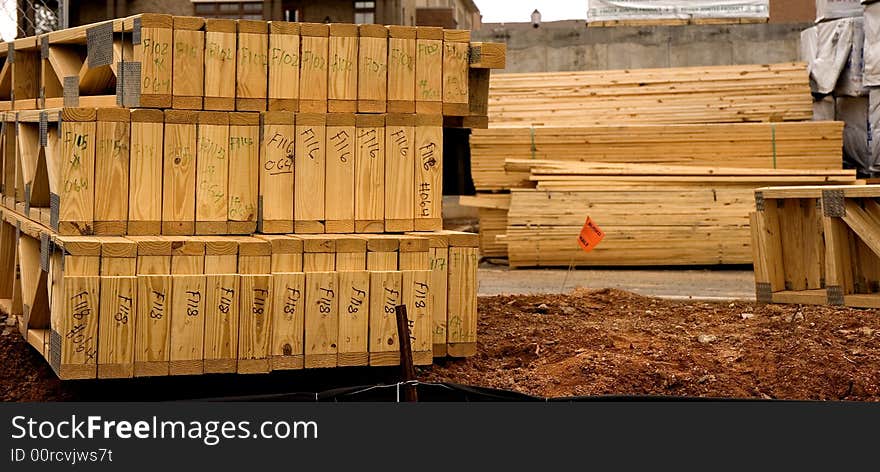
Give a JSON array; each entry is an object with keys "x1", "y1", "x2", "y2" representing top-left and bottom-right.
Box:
[
  {"x1": 492, "y1": 161, "x2": 858, "y2": 267},
  {"x1": 750, "y1": 185, "x2": 880, "y2": 309},
  {"x1": 470, "y1": 121, "x2": 845, "y2": 190},
  {"x1": 485, "y1": 62, "x2": 813, "y2": 127},
  {"x1": 0, "y1": 205, "x2": 478, "y2": 380},
  {"x1": 0, "y1": 13, "x2": 505, "y2": 125},
  {"x1": 0, "y1": 107, "x2": 446, "y2": 236}
]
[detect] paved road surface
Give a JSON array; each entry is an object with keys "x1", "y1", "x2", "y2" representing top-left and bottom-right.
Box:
[{"x1": 478, "y1": 265, "x2": 755, "y2": 301}]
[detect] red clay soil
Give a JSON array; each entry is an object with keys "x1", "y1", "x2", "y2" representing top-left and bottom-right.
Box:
[
  {"x1": 424, "y1": 289, "x2": 880, "y2": 400},
  {"x1": 1, "y1": 288, "x2": 879, "y2": 401}
]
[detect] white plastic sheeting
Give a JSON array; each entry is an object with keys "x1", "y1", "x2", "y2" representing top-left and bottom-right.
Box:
[
  {"x1": 869, "y1": 88, "x2": 880, "y2": 174},
  {"x1": 801, "y1": 27, "x2": 819, "y2": 92},
  {"x1": 808, "y1": 18, "x2": 856, "y2": 94},
  {"x1": 863, "y1": 2, "x2": 880, "y2": 86},
  {"x1": 813, "y1": 96, "x2": 836, "y2": 121},
  {"x1": 834, "y1": 17, "x2": 867, "y2": 96},
  {"x1": 836, "y1": 95, "x2": 880, "y2": 173},
  {"x1": 815, "y1": 0, "x2": 862, "y2": 23},
  {"x1": 585, "y1": 0, "x2": 769, "y2": 22}
]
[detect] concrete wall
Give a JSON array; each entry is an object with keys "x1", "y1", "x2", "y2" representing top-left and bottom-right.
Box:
[{"x1": 473, "y1": 20, "x2": 811, "y2": 73}]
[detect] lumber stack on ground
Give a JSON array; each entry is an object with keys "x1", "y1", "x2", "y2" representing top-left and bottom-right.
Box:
[
  {"x1": 0, "y1": 13, "x2": 505, "y2": 122},
  {"x1": 751, "y1": 185, "x2": 880, "y2": 309},
  {"x1": 470, "y1": 122, "x2": 845, "y2": 191},
  {"x1": 0, "y1": 15, "x2": 497, "y2": 380},
  {"x1": 0, "y1": 204, "x2": 478, "y2": 380},
  {"x1": 1, "y1": 107, "x2": 448, "y2": 236},
  {"x1": 491, "y1": 161, "x2": 858, "y2": 267},
  {"x1": 467, "y1": 61, "x2": 849, "y2": 267},
  {"x1": 486, "y1": 62, "x2": 813, "y2": 127}
]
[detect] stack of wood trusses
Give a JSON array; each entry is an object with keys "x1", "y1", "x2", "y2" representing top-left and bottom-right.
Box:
[
  {"x1": 0, "y1": 14, "x2": 506, "y2": 380},
  {"x1": 751, "y1": 185, "x2": 880, "y2": 309}
]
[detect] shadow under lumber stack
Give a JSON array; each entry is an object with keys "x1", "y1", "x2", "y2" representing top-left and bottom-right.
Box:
[{"x1": 0, "y1": 14, "x2": 506, "y2": 380}]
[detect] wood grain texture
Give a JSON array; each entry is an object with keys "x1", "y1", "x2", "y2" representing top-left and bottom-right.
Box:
[
  {"x1": 325, "y1": 113, "x2": 356, "y2": 233},
  {"x1": 268, "y1": 22, "x2": 300, "y2": 111}
]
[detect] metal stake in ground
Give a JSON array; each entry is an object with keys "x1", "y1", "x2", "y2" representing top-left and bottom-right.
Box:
[{"x1": 395, "y1": 304, "x2": 418, "y2": 402}]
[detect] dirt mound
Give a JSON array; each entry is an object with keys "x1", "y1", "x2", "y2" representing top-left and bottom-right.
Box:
[
  {"x1": 1, "y1": 288, "x2": 878, "y2": 401},
  {"x1": 424, "y1": 289, "x2": 880, "y2": 400}
]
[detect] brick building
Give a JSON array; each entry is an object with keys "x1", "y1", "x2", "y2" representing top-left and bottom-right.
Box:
[{"x1": 64, "y1": 0, "x2": 480, "y2": 29}]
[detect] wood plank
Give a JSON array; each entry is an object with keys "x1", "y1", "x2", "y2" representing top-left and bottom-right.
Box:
[
  {"x1": 384, "y1": 113, "x2": 415, "y2": 232},
  {"x1": 236, "y1": 20, "x2": 269, "y2": 111},
  {"x1": 299, "y1": 23, "x2": 329, "y2": 113},
  {"x1": 415, "y1": 27, "x2": 443, "y2": 114},
  {"x1": 270, "y1": 272, "x2": 305, "y2": 370},
  {"x1": 203, "y1": 19, "x2": 237, "y2": 111},
  {"x1": 294, "y1": 113, "x2": 326, "y2": 233},
  {"x1": 355, "y1": 114, "x2": 385, "y2": 233},
  {"x1": 325, "y1": 113, "x2": 356, "y2": 233},
  {"x1": 268, "y1": 22, "x2": 300, "y2": 111},
  {"x1": 486, "y1": 62, "x2": 813, "y2": 127},
  {"x1": 227, "y1": 112, "x2": 259, "y2": 234},
  {"x1": 126, "y1": 14, "x2": 173, "y2": 108},
  {"x1": 57, "y1": 276, "x2": 100, "y2": 379},
  {"x1": 842, "y1": 200, "x2": 880, "y2": 259},
  {"x1": 202, "y1": 237, "x2": 239, "y2": 374},
  {"x1": 238, "y1": 274, "x2": 271, "y2": 373},
  {"x1": 387, "y1": 26, "x2": 417, "y2": 113},
  {"x1": 162, "y1": 110, "x2": 197, "y2": 235},
  {"x1": 304, "y1": 271, "x2": 338, "y2": 368},
  {"x1": 128, "y1": 109, "x2": 164, "y2": 235},
  {"x1": 259, "y1": 111, "x2": 294, "y2": 233},
  {"x1": 132, "y1": 237, "x2": 172, "y2": 377},
  {"x1": 414, "y1": 114, "x2": 442, "y2": 231},
  {"x1": 171, "y1": 16, "x2": 205, "y2": 109},
  {"x1": 402, "y1": 270, "x2": 433, "y2": 365},
  {"x1": 447, "y1": 246, "x2": 477, "y2": 357},
  {"x1": 57, "y1": 111, "x2": 97, "y2": 235},
  {"x1": 195, "y1": 111, "x2": 230, "y2": 234},
  {"x1": 93, "y1": 109, "x2": 130, "y2": 235},
  {"x1": 357, "y1": 24, "x2": 387, "y2": 113},
  {"x1": 337, "y1": 270, "x2": 370, "y2": 366},
  {"x1": 369, "y1": 270, "x2": 402, "y2": 366},
  {"x1": 328, "y1": 24, "x2": 358, "y2": 113},
  {"x1": 442, "y1": 29, "x2": 470, "y2": 116}
]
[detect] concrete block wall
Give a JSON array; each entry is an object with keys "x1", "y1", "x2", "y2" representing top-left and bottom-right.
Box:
[{"x1": 473, "y1": 20, "x2": 811, "y2": 73}]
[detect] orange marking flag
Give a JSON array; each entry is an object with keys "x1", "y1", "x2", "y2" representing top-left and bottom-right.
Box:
[{"x1": 577, "y1": 217, "x2": 605, "y2": 252}]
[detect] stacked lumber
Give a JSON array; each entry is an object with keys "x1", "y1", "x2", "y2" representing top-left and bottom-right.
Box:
[
  {"x1": 0, "y1": 108, "x2": 446, "y2": 236},
  {"x1": 459, "y1": 194, "x2": 508, "y2": 258},
  {"x1": 0, "y1": 15, "x2": 504, "y2": 379},
  {"x1": 0, "y1": 14, "x2": 504, "y2": 125},
  {"x1": 751, "y1": 185, "x2": 880, "y2": 309},
  {"x1": 470, "y1": 122, "x2": 845, "y2": 191},
  {"x1": 486, "y1": 62, "x2": 813, "y2": 127},
  {"x1": 466, "y1": 61, "x2": 856, "y2": 267},
  {"x1": 495, "y1": 161, "x2": 858, "y2": 267},
  {"x1": 1, "y1": 205, "x2": 478, "y2": 380}
]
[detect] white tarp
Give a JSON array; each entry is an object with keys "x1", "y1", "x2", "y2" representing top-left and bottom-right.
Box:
[
  {"x1": 834, "y1": 17, "x2": 867, "y2": 96},
  {"x1": 869, "y1": 88, "x2": 880, "y2": 174},
  {"x1": 813, "y1": 96, "x2": 836, "y2": 120},
  {"x1": 863, "y1": 2, "x2": 880, "y2": 85},
  {"x1": 586, "y1": 0, "x2": 769, "y2": 22},
  {"x1": 836, "y1": 95, "x2": 877, "y2": 173},
  {"x1": 811, "y1": 18, "x2": 855, "y2": 94},
  {"x1": 801, "y1": 27, "x2": 819, "y2": 92},
  {"x1": 816, "y1": 0, "x2": 862, "y2": 23}
]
